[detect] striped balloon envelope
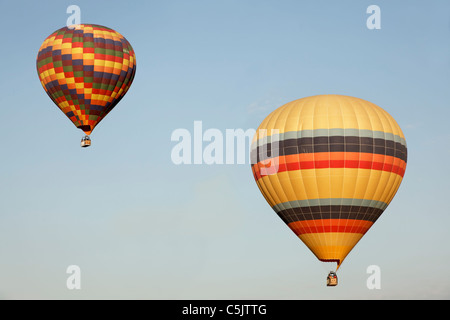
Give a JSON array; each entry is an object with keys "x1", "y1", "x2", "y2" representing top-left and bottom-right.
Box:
[
  {"x1": 251, "y1": 95, "x2": 407, "y2": 271},
  {"x1": 36, "y1": 24, "x2": 136, "y2": 141}
]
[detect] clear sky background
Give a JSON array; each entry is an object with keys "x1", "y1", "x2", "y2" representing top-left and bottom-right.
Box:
[{"x1": 0, "y1": 0, "x2": 449, "y2": 299}]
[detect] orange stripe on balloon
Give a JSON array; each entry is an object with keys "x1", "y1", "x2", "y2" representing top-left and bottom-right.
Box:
[
  {"x1": 252, "y1": 152, "x2": 406, "y2": 180},
  {"x1": 288, "y1": 219, "x2": 374, "y2": 235}
]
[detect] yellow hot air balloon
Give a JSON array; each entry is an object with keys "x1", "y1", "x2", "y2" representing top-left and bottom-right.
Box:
[{"x1": 250, "y1": 95, "x2": 407, "y2": 285}]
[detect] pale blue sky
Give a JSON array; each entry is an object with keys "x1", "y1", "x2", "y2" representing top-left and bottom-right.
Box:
[{"x1": 0, "y1": 0, "x2": 449, "y2": 299}]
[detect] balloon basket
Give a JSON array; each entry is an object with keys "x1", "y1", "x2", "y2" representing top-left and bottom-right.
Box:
[
  {"x1": 81, "y1": 136, "x2": 91, "y2": 148},
  {"x1": 326, "y1": 271, "x2": 338, "y2": 287}
]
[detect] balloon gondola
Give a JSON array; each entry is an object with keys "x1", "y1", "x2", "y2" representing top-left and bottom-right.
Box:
[
  {"x1": 251, "y1": 95, "x2": 407, "y2": 285},
  {"x1": 81, "y1": 135, "x2": 91, "y2": 148},
  {"x1": 327, "y1": 271, "x2": 338, "y2": 287},
  {"x1": 36, "y1": 24, "x2": 136, "y2": 147}
]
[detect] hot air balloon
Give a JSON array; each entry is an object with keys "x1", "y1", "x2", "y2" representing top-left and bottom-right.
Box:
[
  {"x1": 36, "y1": 24, "x2": 136, "y2": 147},
  {"x1": 250, "y1": 95, "x2": 407, "y2": 286}
]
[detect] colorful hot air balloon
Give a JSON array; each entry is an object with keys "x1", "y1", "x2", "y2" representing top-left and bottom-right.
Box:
[
  {"x1": 251, "y1": 95, "x2": 407, "y2": 284},
  {"x1": 36, "y1": 24, "x2": 136, "y2": 147}
]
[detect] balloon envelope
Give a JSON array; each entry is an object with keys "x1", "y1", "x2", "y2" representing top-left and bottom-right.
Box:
[
  {"x1": 251, "y1": 95, "x2": 407, "y2": 270},
  {"x1": 36, "y1": 24, "x2": 136, "y2": 135}
]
